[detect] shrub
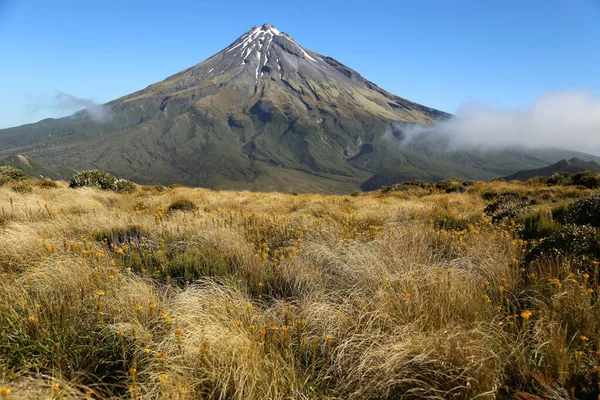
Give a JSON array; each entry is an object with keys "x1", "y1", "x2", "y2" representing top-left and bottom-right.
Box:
[
  {"x1": 571, "y1": 171, "x2": 600, "y2": 189},
  {"x1": 0, "y1": 166, "x2": 28, "y2": 185},
  {"x1": 69, "y1": 170, "x2": 117, "y2": 190},
  {"x1": 33, "y1": 179, "x2": 59, "y2": 189},
  {"x1": 560, "y1": 195, "x2": 600, "y2": 227},
  {"x1": 544, "y1": 172, "x2": 573, "y2": 186},
  {"x1": 523, "y1": 224, "x2": 600, "y2": 271},
  {"x1": 484, "y1": 194, "x2": 527, "y2": 222},
  {"x1": 69, "y1": 170, "x2": 135, "y2": 193},
  {"x1": 113, "y1": 179, "x2": 136, "y2": 194},
  {"x1": 167, "y1": 198, "x2": 196, "y2": 212}
]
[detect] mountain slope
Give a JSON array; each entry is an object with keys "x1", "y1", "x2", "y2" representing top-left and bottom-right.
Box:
[
  {"x1": 0, "y1": 24, "x2": 597, "y2": 193},
  {"x1": 504, "y1": 157, "x2": 600, "y2": 181}
]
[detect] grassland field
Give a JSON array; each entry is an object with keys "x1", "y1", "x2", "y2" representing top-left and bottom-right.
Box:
[{"x1": 0, "y1": 177, "x2": 599, "y2": 399}]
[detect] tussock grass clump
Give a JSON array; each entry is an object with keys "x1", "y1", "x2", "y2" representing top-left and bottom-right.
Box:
[
  {"x1": 516, "y1": 209, "x2": 559, "y2": 240},
  {"x1": 167, "y1": 198, "x2": 196, "y2": 212},
  {"x1": 33, "y1": 179, "x2": 59, "y2": 189},
  {"x1": 0, "y1": 179, "x2": 599, "y2": 398},
  {"x1": 10, "y1": 182, "x2": 32, "y2": 194}
]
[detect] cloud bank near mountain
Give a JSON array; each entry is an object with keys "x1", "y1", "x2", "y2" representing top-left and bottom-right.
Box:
[{"x1": 390, "y1": 90, "x2": 600, "y2": 154}]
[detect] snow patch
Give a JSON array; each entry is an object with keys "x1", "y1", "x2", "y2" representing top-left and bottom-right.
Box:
[
  {"x1": 226, "y1": 25, "x2": 281, "y2": 54},
  {"x1": 286, "y1": 38, "x2": 317, "y2": 62},
  {"x1": 255, "y1": 50, "x2": 261, "y2": 85}
]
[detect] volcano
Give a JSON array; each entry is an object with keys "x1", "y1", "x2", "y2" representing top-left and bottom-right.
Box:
[{"x1": 0, "y1": 24, "x2": 596, "y2": 192}]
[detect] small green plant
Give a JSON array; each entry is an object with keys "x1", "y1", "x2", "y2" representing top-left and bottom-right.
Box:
[
  {"x1": 11, "y1": 182, "x2": 32, "y2": 194},
  {"x1": 516, "y1": 209, "x2": 559, "y2": 240},
  {"x1": 167, "y1": 198, "x2": 196, "y2": 212}
]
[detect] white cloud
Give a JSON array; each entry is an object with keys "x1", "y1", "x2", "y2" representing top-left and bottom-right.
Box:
[{"x1": 433, "y1": 90, "x2": 600, "y2": 152}]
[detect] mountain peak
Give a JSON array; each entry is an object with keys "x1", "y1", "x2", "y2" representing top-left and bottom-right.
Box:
[
  {"x1": 259, "y1": 23, "x2": 280, "y2": 34},
  {"x1": 0, "y1": 24, "x2": 462, "y2": 193}
]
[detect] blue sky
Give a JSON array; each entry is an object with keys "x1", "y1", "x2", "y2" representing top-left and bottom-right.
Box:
[{"x1": 0, "y1": 0, "x2": 598, "y2": 129}]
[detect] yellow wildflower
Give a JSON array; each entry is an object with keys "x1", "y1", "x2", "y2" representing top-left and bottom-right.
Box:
[{"x1": 520, "y1": 310, "x2": 532, "y2": 320}]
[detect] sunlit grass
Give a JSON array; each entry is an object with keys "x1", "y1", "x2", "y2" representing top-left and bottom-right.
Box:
[{"x1": 0, "y1": 180, "x2": 598, "y2": 399}]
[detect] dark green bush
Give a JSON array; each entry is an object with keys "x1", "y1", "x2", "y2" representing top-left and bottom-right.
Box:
[
  {"x1": 523, "y1": 224, "x2": 600, "y2": 272},
  {"x1": 0, "y1": 166, "x2": 28, "y2": 185},
  {"x1": 544, "y1": 172, "x2": 573, "y2": 186},
  {"x1": 571, "y1": 171, "x2": 600, "y2": 189},
  {"x1": 167, "y1": 198, "x2": 196, "y2": 212},
  {"x1": 560, "y1": 195, "x2": 600, "y2": 227},
  {"x1": 536, "y1": 171, "x2": 600, "y2": 189}
]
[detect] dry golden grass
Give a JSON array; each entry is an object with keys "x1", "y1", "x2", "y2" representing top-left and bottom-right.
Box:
[{"x1": 0, "y1": 181, "x2": 598, "y2": 399}]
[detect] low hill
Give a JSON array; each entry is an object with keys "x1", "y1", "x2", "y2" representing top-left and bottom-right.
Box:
[
  {"x1": 0, "y1": 154, "x2": 73, "y2": 180},
  {"x1": 504, "y1": 157, "x2": 600, "y2": 181}
]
